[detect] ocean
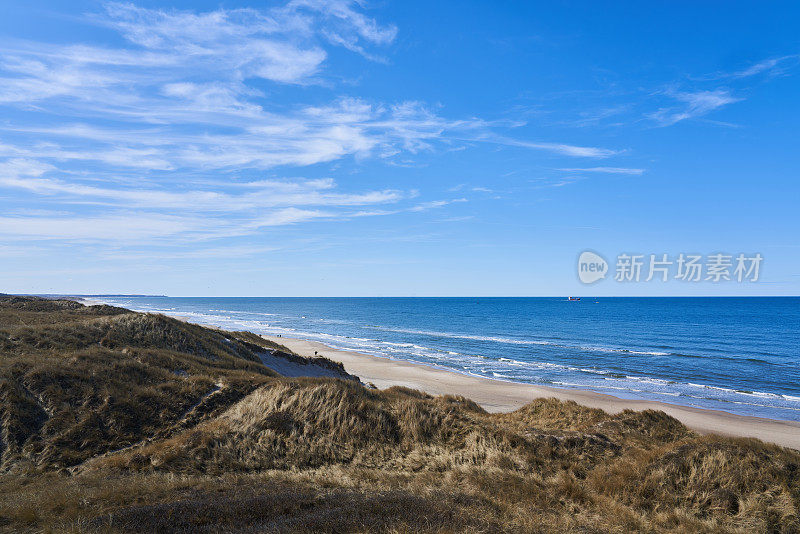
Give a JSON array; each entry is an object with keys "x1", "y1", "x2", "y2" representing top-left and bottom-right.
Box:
[{"x1": 92, "y1": 296, "x2": 800, "y2": 421}]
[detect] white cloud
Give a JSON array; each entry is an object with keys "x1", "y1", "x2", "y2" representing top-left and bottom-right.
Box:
[
  {"x1": 557, "y1": 167, "x2": 644, "y2": 175},
  {"x1": 288, "y1": 0, "x2": 397, "y2": 58},
  {"x1": 0, "y1": 158, "x2": 403, "y2": 211},
  {"x1": 527, "y1": 142, "x2": 618, "y2": 158},
  {"x1": 250, "y1": 207, "x2": 331, "y2": 228},
  {"x1": 348, "y1": 197, "x2": 467, "y2": 218},
  {"x1": 99, "y1": 2, "x2": 327, "y2": 84},
  {"x1": 729, "y1": 55, "x2": 798, "y2": 78},
  {"x1": 530, "y1": 176, "x2": 584, "y2": 189},
  {"x1": 0, "y1": 156, "x2": 406, "y2": 241},
  {"x1": 0, "y1": 213, "x2": 203, "y2": 240},
  {"x1": 98, "y1": 244, "x2": 281, "y2": 261},
  {"x1": 0, "y1": 1, "x2": 621, "y2": 248},
  {"x1": 0, "y1": 2, "x2": 617, "y2": 172},
  {"x1": 650, "y1": 89, "x2": 741, "y2": 126},
  {"x1": 409, "y1": 198, "x2": 467, "y2": 212},
  {"x1": 0, "y1": 0, "x2": 393, "y2": 114},
  {"x1": 470, "y1": 135, "x2": 619, "y2": 158}
]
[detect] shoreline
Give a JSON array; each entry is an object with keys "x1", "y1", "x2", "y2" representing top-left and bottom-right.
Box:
[
  {"x1": 262, "y1": 334, "x2": 800, "y2": 450},
  {"x1": 76, "y1": 299, "x2": 800, "y2": 449}
]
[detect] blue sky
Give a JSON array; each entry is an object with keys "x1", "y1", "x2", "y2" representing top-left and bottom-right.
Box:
[{"x1": 0, "y1": 0, "x2": 798, "y2": 296}]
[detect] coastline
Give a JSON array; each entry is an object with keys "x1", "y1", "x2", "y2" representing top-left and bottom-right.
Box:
[
  {"x1": 262, "y1": 334, "x2": 800, "y2": 450},
  {"x1": 77, "y1": 299, "x2": 800, "y2": 449}
]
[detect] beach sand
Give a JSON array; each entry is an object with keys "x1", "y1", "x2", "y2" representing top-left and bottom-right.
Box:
[{"x1": 262, "y1": 335, "x2": 800, "y2": 450}]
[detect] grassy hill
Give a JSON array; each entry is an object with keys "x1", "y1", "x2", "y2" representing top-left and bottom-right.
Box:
[{"x1": 0, "y1": 296, "x2": 797, "y2": 532}]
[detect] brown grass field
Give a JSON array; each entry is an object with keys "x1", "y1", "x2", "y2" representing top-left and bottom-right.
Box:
[{"x1": 0, "y1": 295, "x2": 797, "y2": 532}]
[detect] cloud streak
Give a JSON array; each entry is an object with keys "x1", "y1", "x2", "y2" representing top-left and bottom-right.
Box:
[
  {"x1": 0, "y1": 2, "x2": 617, "y2": 171},
  {"x1": 0, "y1": 1, "x2": 620, "y2": 247},
  {"x1": 557, "y1": 167, "x2": 644, "y2": 175},
  {"x1": 708, "y1": 55, "x2": 800, "y2": 80},
  {"x1": 471, "y1": 135, "x2": 619, "y2": 158},
  {"x1": 649, "y1": 89, "x2": 741, "y2": 126},
  {"x1": 0, "y1": 157, "x2": 408, "y2": 241}
]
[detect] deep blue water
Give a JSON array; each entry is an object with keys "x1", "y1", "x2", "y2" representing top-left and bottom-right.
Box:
[{"x1": 92, "y1": 296, "x2": 800, "y2": 421}]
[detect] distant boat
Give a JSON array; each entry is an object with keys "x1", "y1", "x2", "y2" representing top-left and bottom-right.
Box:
[{"x1": 567, "y1": 297, "x2": 581, "y2": 301}]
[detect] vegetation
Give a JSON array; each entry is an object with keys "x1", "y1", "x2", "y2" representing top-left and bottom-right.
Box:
[{"x1": 0, "y1": 295, "x2": 797, "y2": 532}]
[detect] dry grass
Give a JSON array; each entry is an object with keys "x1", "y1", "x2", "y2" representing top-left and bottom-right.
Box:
[{"x1": 0, "y1": 296, "x2": 798, "y2": 533}]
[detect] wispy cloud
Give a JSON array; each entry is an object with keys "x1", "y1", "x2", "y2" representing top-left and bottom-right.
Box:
[
  {"x1": 95, "y1": 0, "x2": 396, "y2": 83},
  {"x1": 649, "y1": 89, "x2": 741, "y2": 126},
  {"x1": 557, "y1": 167, "x2": 644, "y2": 175},
  {"x1": 289, "y1": 0, "x2": 398, "y2": 59},
  {"x1": 0, "y1": 157, "x2": 410, "y2": 241},
  {"x1": 96, "y1": 244, "x2": 282, "y2": 262},
  {"x1": 0, "y1": 1, "x2": 620, "y2": 248},
  {"x1": 0, "y1": 206, "x2": 344, "y2": 242},
  {"x1": 0, "y1": 2, "x2": 614, "y2": 173},
  {"x1": 529, "y1": 176, "x2": 585, "y2": 189},
  {"x1": 472, "y1": 135, "x2": 619, "y2": 158},
  {"x1": 0, "y1": 2, "x2": 411, "y2": 180},
  {"x1": 408, "y1": 198, "x2": 467, "y2": 212},
  {"x1": 0, "y1": 213, "x2": 205, "y2": 241},
  {"x1": 711, "y1": 55, "x2": 800, "y2": 79},
  {"x1": 644, "y1": 54, "x2": 799, "y2": 127},
  {"x1": 0, "y1": 158, "x2": 404, "y2": 209}
]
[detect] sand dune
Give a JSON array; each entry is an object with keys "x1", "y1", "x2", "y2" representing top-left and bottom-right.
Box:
[{"x1": 262, "y1": 335, "x2": 800, "y2": 450}]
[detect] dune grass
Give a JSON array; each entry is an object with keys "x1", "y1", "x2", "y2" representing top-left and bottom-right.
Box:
[{"x1": 0, "y1": 295, "x2": 797, "y2": 532}]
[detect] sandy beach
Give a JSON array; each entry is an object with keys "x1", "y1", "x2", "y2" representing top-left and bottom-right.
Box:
[{"x1": 263, "y1": 334, "x2": 800, "y2": 450}]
